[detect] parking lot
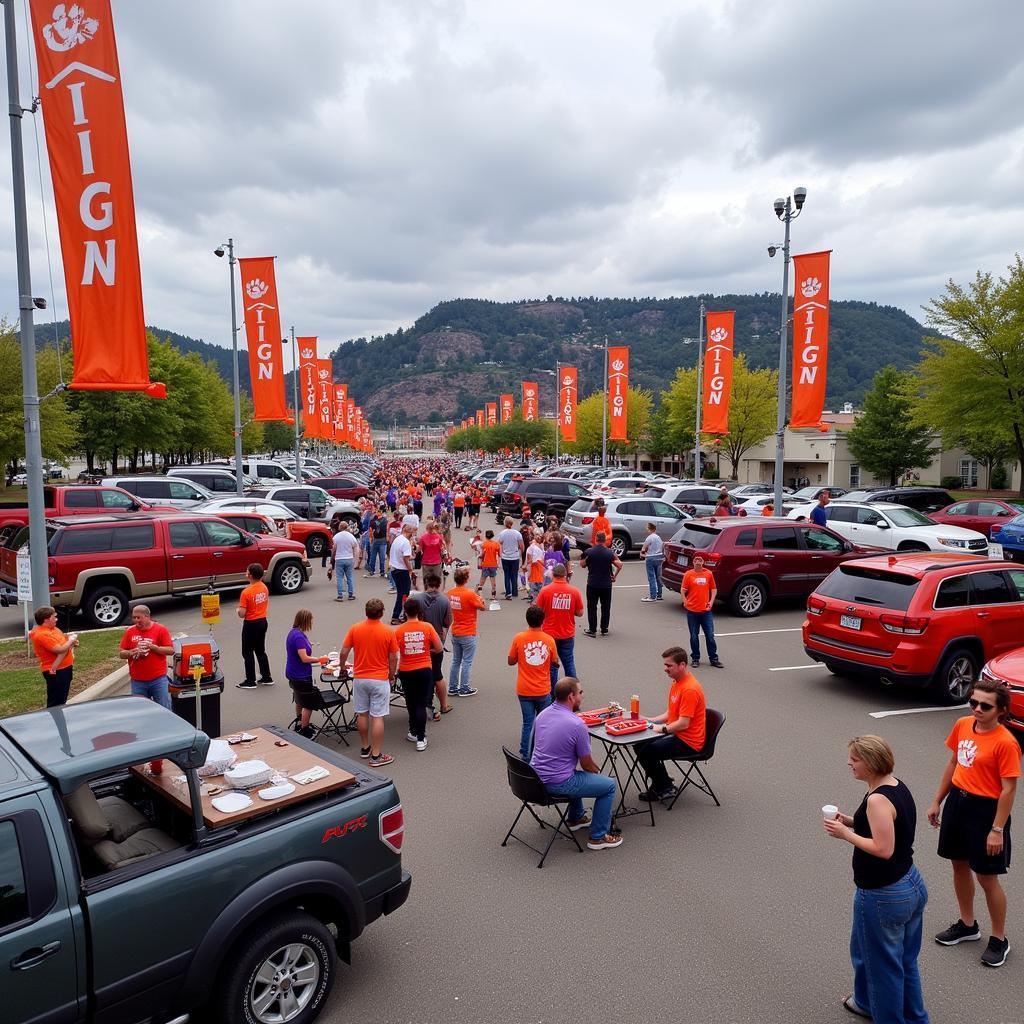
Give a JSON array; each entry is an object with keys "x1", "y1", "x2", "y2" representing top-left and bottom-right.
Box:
[{"x1": 2, "y1": 528, "x2": 1019, "y2": 1023}]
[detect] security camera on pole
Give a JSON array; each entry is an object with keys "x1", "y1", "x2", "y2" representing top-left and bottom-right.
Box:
[{"x1": 767, "y1": 186, "x2": 808, "y2": 516}]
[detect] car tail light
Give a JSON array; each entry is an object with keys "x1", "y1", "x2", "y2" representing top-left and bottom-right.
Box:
[
  {"x1": 807, "y1": 596, "x2": 826, "y2": 615},
  {"x1": 582, "y1": 516, "x2": 595, "y2": 525},
  {"x1": 379, "y1": 804, "x2": 404, "y2": 853},
  {"x1": 701, "y1": 553, "x2": 721, "y2": 567},
  {"x1": 880, "y1": 614, "x2": 929, "y2": 635}
]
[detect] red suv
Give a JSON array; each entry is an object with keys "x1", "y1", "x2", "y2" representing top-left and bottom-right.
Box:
[
  {"x1": 980, "y1": 651, "x2": 1024, "y2": 747},
  {"x1": 662, "y1": 518, "x2": 873, "y2": 616},
  {"x1": 804, "y1": 552, "x2": 1024, "y2": 703}
]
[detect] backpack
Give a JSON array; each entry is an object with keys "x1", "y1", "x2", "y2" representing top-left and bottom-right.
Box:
[{"x1": 371, "y1": 515, "x2": 388, "y2": 540}]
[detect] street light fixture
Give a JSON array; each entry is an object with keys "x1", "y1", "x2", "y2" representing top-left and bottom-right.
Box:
[
  {"x1": 214, "y1": 239, "x2": 244, "y2": 494},
  {"x1": 768, "y1": 186, "x2": 807, "y2": 516}
]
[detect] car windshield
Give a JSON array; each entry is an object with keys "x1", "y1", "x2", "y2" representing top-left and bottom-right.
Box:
[
  {"x1": 791, "y1": 487, "x2": 823, "y2": 500},
  {"x1": 669, "y1": 523, "x2": 720, "y2": 549},
  {"x1": 841, "y1": 491, "x2": 874, "y2": 502},
  {"x1": 886, "y1": 508, "x2": 935, "y2": 527},
  {"x1": 816, "y1": 565, "x2": 920, "y2": 610},
  {"x1": 1008, "y1": 503, "x2": 1024, "y2": 514}
]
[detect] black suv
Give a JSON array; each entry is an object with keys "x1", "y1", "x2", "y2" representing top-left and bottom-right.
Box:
[
  {"x1": 841, "y1": 486, "x2": 956, "y2": 514},
  {"x1": 497, "y1": 478, "x2": 593, "y2": 523}
]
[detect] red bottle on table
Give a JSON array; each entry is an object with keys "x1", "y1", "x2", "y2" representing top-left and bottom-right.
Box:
[{"x1": 630, "y1": 695, "x2": 640, "y2": 720}]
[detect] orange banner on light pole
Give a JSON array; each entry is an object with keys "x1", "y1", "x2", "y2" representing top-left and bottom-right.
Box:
[
  {"x1": 298, "y1": 337, "x2": 319, "y2": 438},
  {"x1": 500, "y1": 394, "x2": 513, "y2": 423},
  {"x1": 315, "y1": 360, "x2": 333, "y2": 437},
  {"x1": 608, "y1": 347, "x2": 629, "y2": 441},
  {"x1": 333, "y1": 383, "x2": 347, "y2": 444},
  {"x1": 559, "y1": 367, "x2": 578, "y2": 442},
  {"x1": 791, "y1": 251, "x2": 832, "y2": 430},
  {"x1": 702, "y1": 311, "x2": 734, "y2": 435},
  {"x1": 29, "y1": 0, "x2": 163, "y2": 396},
  {"x1": 486, "y1": 403, "x2": 497, "y2": 427},
  {"x1": 238, "y1": 257, "x2": 289, "y2": 421},
  {"x1": 522, "y1": 382, "x2": 538, "y2": 421},
  {"x1": 476, "y1": 409, "x2": 485, "y2": 427}
]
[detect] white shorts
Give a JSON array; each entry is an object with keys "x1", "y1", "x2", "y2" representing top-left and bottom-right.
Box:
[{"x1": 353, "y1": 677, "x2": 391, "y2": 717}]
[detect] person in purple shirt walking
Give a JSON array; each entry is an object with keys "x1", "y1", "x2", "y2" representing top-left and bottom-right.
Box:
[{"x1": 530, "y1": 677, "x2": 622, "y2": 851}]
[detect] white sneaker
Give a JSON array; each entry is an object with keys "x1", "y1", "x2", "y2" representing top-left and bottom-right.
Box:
[
  {"x1": 406, "y1": 732, "x2": 417, "y2": 743},
  {"x1": 416, "y1": 738, "x2": 427, "y2": 751}
]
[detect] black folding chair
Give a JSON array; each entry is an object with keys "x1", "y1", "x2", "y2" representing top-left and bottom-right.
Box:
[
  {"x1": 289, "y1": 673, "x2": 353, "y2": 746},
  {"x1": 500, "y1": 746, "x2": 584, "y2": 868},
  {"x1": 663, "y1": 708, "x2": 725, "y2": 810}
]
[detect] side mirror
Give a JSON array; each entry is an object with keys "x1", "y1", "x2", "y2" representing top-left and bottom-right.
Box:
[
  {"x1": 241, "y1": 534, "x2": 254, "y2": 547},
  {"x1": 128, "y1": 501, "x2": 141, "y2": 511},
  {"x1": 874, "y1": 521, "x2": 889, "y2": 529}
]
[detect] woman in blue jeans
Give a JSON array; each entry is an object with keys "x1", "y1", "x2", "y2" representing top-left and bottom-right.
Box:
[
  {"x1": 640, "y1": 523, "x2": 664, "y2": 602},
  {"x1": 824, "y1": 735, "x2": 929, "y2": 1024}
]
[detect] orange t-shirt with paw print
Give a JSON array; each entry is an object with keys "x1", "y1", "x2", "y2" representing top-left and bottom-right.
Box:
[{"x1": 508, "y1": 628, "x2": 558, "y2": 697}]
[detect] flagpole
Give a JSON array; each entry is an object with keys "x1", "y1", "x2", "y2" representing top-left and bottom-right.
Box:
[
  {"x1": 4, "y1": 0, "x2": 50, "y2": 610},
  {"x1": 694, "y1": 300, "x2": 705, "y2": 483},
  {"x1": 601, "y1": 336, "x2": 608, "y2": 468},
  {"x1": 290, "y1": 326, "x2": 301, "y2": 481},
  {"x1": 554, "y1": 359, "x2": 560, "y2": 466}
]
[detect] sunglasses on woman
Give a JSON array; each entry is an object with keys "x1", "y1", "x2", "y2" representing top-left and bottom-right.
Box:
[{"x1": 968, "y1": 698, "x2": 995, "y2": 712}]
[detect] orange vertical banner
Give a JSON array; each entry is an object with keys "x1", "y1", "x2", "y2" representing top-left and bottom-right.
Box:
[
  {"x1": 522, "y1": 382, "x2": 538, "y2": 421},
  {"x1": 238, "y1": 258, "x2": 289, "y2": 420},
  {"x1": 298, "y1": 337, "x2": 319, "y2": 438},
  {"x1": 29, "y1": 0, "x2": 163, "y2": 396},
  {"x1": 346, "y1": 399, "x2": 355, "y2": 445},
  {"x1": 608, "y1": 347, "x2": 629, "y2": 441},
  {"x1": 702, "y1": 312, "x2": 735, "y2": 435},
  {"x1": 486, "y1": 402, "x2": 497, "y2": 427},
  {"x1": 500, "y1": 394, "x2": 513, "y2": 423},
  {"x1": 333, "y1": 383, "x2": 347, "y2": 444},
  {"x1": 559, "y1": 367, "x2": 578, "y2": 442},
  {"x1": 791, "y1": 251, "x2": 832, "y2": 430},
  {"x1": 316, "y1": 360, "x2": 333, "y2": 436},
  {"x1": 476, "y1": 409, "x2": 485, "y2": 427}
]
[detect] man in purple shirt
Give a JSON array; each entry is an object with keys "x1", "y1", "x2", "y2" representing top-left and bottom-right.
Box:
[{"x1": 530, "y1": 677, "x2": 622, "y2": 851}]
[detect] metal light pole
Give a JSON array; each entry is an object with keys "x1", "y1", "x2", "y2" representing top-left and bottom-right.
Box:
[
  {"x1": 288, "y1": 327, "x2": 301, "y2": 480},
  {"x1": 601, "y1": 335, "x2": 608, "y2": 468},
  {"x1": 214, "y1": 239, "x2": 244, "y2": 493},
  {"x1": 769, "y1": 187, "x2": 807, "y2": 516},
  {"x1": 554, "y1": 359, "x2": 560, "y2": 466},
  {"x1": 694, "y1": 300, "x2": 705, "y2": 484},
  {"x1": 5, "y1": 1, "x2": 50, "y2": 610}
]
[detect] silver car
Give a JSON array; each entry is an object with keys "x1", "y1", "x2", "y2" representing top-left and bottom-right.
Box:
[
  {"x1": 561, "y1": 496, "x2": 691, "y2": 558},
  {"x1": 101, "y1": 475, "x2": 213, "y2": 509},
  {"x1": 644, "y1": 483, "x2": 723, "y2": 516}
]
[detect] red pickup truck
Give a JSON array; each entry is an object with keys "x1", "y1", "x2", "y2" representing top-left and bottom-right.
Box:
[
  {"x1": 0, "y1": 485, "x2": 175, "y2": 531},
  {"x1": 0, "y1": 513, "x2": 311, "y2": 627}
]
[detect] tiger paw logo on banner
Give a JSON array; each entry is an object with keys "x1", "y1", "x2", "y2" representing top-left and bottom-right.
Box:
[
  {"x1": 709, "y1": 327, "x2": 728, "y2": 343},
  {"x1": 702, "y1": 311, "x2": 734, "y2": 435},
  {"x1": 801, "y1": 277, "x2": 822, "y2": 298},
  {"x1": 790, "y1": 251, "x2": 832, "y2": 429},
  {"x1": 957, "y1": 738, "x2": 978, "y2": 769},
  {"x1": 44, "y1": 3, "x2": 98, "y2": 51},
  {"x1": 245, "y1": 278, "x2": 269, "y2": 300}
]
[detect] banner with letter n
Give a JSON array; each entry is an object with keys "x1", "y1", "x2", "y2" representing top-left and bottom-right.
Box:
[
  {"x1": 559, "y1": 367, "x2": 578, "y2": 442},
  {"x1": 791, "y1": 250, "x2": 832, "y2": 430},
  {"x1": 486, "y1": 403, "x2": 497, "y2": 427},
  {"x1": 315, "y1": 360, "x2": 333, "y2": 437},
  {"x1": 333, "y1": 383, "x2": 348, "y2": 444},
  {"x1": 500, "y1": 394, "x2": 513, "y2": 423},
  {"x1": 607, "y1": 347, "x2": 629, "y2": 441},
  {"x1": 522, "y1": 382, "x2": 538, "y2": 422},
  {"x1": 702, "y1": 311, "x2": 734, "y2": 435},
  {"x1": 298, "y1": 338, "x2": 319, "y2": 437},
  {"x1": 239, "y1": 257, "x2": 289, "y2": 420}
]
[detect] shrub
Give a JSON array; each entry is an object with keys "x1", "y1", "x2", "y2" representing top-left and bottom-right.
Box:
[
  {"x1": 991, "y1": 464, "x2": 1008, "y2": 490},
  {"x1": 704, "y1": 465, "x2": 719, "y2": 480},
  {"x1": 940, "y1": 475, "x2": 963, "y2": 490}
]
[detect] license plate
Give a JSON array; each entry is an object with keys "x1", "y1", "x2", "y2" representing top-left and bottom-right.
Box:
[
  {"x1": 840, "y1": 614, "x2": 862, "y2": 630},
  {"x1": 989, "y1": 542, "x2": 1003, "y2": 560}
]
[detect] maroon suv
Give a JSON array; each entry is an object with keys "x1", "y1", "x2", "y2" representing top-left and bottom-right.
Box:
[{"x1": 662, "y1": 517, "x2": 876, "y2": 616}]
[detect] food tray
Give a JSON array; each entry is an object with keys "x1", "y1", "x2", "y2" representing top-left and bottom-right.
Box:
[
  {"x1": 578, "y1": 706, "x2": 625, "y2": 728},
  {"x1": 197, "y1": 739, "x2": 237, "y2": 778},
  {"x1": 606, "y1": 718, "x2": 649, "y2": 736},
  {"x1": 224, "y1": 759, "x2": 275, "y2": 790}
]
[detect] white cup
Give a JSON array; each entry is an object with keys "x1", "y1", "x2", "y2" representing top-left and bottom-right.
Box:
[{"x1": 822, "y1": 804, "x2": 839, "y2": 821}]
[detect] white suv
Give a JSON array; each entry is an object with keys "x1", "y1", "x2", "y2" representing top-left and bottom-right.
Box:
[{"x1": 787, "y1": 501, "x2": 988, "y2": 554}]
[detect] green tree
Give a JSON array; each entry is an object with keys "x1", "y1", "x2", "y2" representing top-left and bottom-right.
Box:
[
  {"x1": 263, "y1": 420, "x2": 296, "y2": 456},
  {"x1": 563, "y1": 387, "x2": 651, "y2": 461},
  {"x1": 848, "y1": 366, "x2": 936, "y2": 485},
  {"x1": 915, "y1": 256, "x2": 1024, "y2": 495}
]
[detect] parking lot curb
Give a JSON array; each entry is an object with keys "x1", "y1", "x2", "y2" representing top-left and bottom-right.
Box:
[{"x1": 70, "y1": 664, "x2": 130, "y2": 704}]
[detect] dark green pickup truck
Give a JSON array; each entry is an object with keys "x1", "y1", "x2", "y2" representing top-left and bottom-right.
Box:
[{"x1": 0, "y1": 698, "x2": 411, "y2": 1024}]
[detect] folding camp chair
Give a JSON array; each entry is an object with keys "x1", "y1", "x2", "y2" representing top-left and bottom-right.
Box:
[
  {"x1": 663, "y1": 708, "x2": 725, "y2": 810},
  {"x1": 289, "y1": 672, "x2": 353, "y2": 746},
  {"x1": 500, "y1": 746, "x2": 584, "y2": 868}
]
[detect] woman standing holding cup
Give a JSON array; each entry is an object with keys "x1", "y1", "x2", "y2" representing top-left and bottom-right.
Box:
[{"x1": 823, "y1": 735, "x2": 929, "y2": 1023}]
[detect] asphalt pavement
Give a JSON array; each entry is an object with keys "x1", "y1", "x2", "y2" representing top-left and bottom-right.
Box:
[{"x1": 1, "y1": 526, "x2": 1020, "y2": 1024}]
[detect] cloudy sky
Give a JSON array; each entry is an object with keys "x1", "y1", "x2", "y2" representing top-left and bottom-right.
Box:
[{"x1": 1, "y1": 0, "x2": 1022, "y2": 355}]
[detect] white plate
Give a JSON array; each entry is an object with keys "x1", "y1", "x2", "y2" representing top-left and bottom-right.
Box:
[
  {"x1": 258, "y1": 783, "x2": 296, "y2": 801},
  {"x1": 211, "y1": 792, "x2": 253, "y2": 813}
]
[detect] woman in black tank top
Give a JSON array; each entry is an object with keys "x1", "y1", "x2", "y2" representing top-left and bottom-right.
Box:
[{"x1": 824, "y1": 736, "x2": 930, "y2": 1024}]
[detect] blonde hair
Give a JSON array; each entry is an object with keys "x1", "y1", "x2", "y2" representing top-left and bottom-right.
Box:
[{"x1": 848, "y1": 735, "x2": 895, "y2": 776}]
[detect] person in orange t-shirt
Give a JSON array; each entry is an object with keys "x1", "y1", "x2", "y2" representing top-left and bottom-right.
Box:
[
  {"x1": 446, "y1": 566, "x2": 487, "y2": 696},
  {"x1": 30, "y1": 605, "x2": 79, "y2": 707},
  {"x1": 340, "y1": 598, "x2": 401, "y2": 767},
  {"x1": 476, "y1": 530, "x2": 501, "y2": 598},
  {"x1": 681, "y1": 555, "x2": 722, "y2": 669},
  {"x1": 536, "y1": 563, "x2": 584, "y2": 691},
  {"x1": 507, "y1": 605, "x2": 559, "y2": 759},
  {"x1": 761, "y1": 502, "x2": 774, "y2": 517},
  {"x1": 590, "y1": 501, "x2": 612, "y2": 547},
  {"x1": 236, "y1": 562, "x2": 272, "y2": 690},
  {"x1": 394, "y1": 597, "x2": 442, "y2": 749},
  {"x1": 927, "y1": 678, "x2": 1021, "y2": 964},
  {"x1": 636, "y1": 646, "x2": 707, "y2": 800}
]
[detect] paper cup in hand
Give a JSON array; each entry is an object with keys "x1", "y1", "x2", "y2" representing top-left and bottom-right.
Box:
[{"x1": 822, "y1": 804, "x2": 839, "y2": 821}]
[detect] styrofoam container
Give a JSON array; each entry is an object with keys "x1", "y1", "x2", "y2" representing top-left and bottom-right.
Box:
[
  {"x1": 198, "y1": 739, "x2": 237, "y2": 778},
  {"x1": 224, "y1": 759, "x2": 274, "y2": 789}
]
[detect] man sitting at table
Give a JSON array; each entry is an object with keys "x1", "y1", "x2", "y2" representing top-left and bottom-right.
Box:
[
  {"x1": 530, "y1": 677, "x2": 623, "y2": 851},
  {"x1": 636, "y1": 646, "x2": 707, "y2": 802}
]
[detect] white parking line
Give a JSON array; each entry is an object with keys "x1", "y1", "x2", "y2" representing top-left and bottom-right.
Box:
[
  {"x1": 768, "y1": 664, "x2": 820, "y2": 672},
  {"x1": 717, "y1": 627, "x2": 803, "y2": 637},
  {"x1": 869, "y1": 705, "x2": 968, "y2": 719}
]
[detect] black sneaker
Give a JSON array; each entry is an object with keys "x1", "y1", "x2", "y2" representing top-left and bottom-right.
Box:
[
  {"x1": 935, "y1": 919, "x2": 980, "y2": 945},
  {"x1": 709, "y1": 660, "x2": 724, "y2": 668},
  {"x1": 583, "y1": 629, "x2": 597, "y2": 637},
  {"x1": 638, "y1": 786, "x2": 675, "y2": 802},
  {"x1": 359, "y1": 746, "x2": 371, "y2": 759},
  {"x1": 690, "y1": 659, "x2": 700, "y2": 668},
  {"x1": 236, "y1": 681, "x2": 258, "y2": 690},
  {"x1": 982, "y1": 936, "x2": 1010, "y2": 968}
]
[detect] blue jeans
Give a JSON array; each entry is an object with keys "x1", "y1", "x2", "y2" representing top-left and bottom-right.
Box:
[
  {"x1": 545, "y1": 770, "x2": 617, "y2": 841},
  {"x1": 368, "y1": 540, "x2": 388, "y2": 575},
  {"x1": 334, "y1": 559, "x2": 354, "y2": 598},
  {"x1": 850, "y1": 865, "x2": 929, "y2": 1024},
  {"x1": 501, "y1": 558, "x2": 520, "y2": 597},
  {"x1": 449, "y1": 634, "x2": 477, "y2": 693},
  {"x1": 132, "y1": 675, "x2": 171, "y2": 709},
  {"x1": 687, "y1": 610, "x2": 718, "y2": 663},
  {"x1": 518, "y1": 693, "x2": 552, "y2": 760},
  {"x1": 645, "y1": 556, "x2": 664, "y2": 599},
  {"x1": 549, "y1": 636, "x2": 577, "y2": 691}
]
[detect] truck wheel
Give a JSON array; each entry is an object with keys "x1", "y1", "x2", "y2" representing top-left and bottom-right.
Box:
[
  {"x1": 930, "y1": 647, "x2": 978, "y2": 705},
  {"x1": 729, "y1": 578, "x2": 766, "y2": 617},
  {"x1": 610, "y1": 532, "x2": 629, "y2": 559},
  {"x1": 216, "y1": 911, "x2": 336, "y2": 1024},
  {"x1": 272, "y1": 560, "x2": 306, "y2": 595},
  {"x1": 305, "y1": 534, "x2": 328, "y2": 559},
  {"x1": 82, "y1": 585, "x2": 129, "y2": 628}
]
